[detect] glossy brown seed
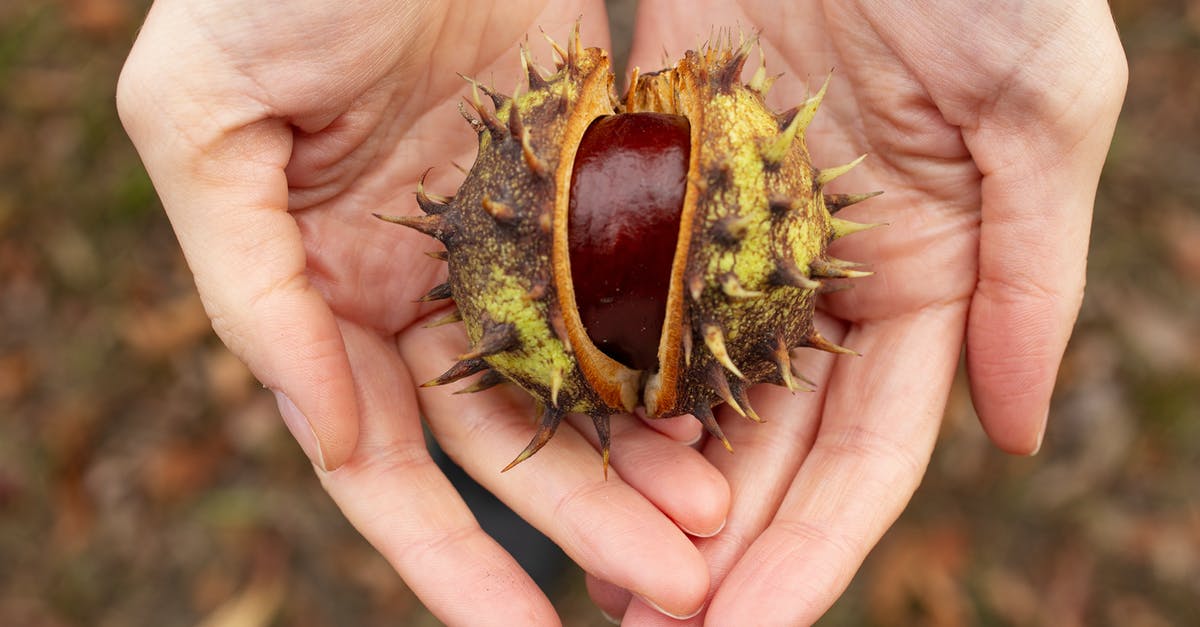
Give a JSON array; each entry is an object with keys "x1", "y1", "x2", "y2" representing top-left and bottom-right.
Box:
[{"x1": 567, "y1": 113, "x2": 690, "y2": 371}]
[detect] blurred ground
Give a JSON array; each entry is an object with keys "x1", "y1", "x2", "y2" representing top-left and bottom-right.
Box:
[{"x1": 1, "y1": 1, "x2": 1197, "y2": 625}]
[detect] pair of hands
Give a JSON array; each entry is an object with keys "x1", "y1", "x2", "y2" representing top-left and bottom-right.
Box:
[{"x1": 117, "y1": 1, "x2": 1126, "y2": 624}]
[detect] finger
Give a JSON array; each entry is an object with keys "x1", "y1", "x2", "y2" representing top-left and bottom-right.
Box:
[
  {"x1": 317, "y1": 321, "x2": 557, "y2": 625},
  {"x1": 618, "y1": 317, "x2": 846, "y2": 625},
  {"x1": 565, "y1": 412, "x2": 729, "y2": 537},
  {"x1": 637, "y1": 410, "x2": 704, "y2": 444},
  {"x1": 959, "y1": 8, "x2": 1128, "y2": 455},
  {"x1": 117, "y1": 24, "x2": 357, "y2": 468},
  {"x1": 586, "y1": 574, "x2": 632, "y2": 624},
  {"x1": 398, "y1": 322, "x2": 710, "y2": 619},
  {"x1": 704, "y1": 305, "x2": 966, "y2": 625}
]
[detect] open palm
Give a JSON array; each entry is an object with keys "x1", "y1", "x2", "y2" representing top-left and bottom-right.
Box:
[{"x1": 582, "y1": 1, "x2": 1125, "y2": 624}]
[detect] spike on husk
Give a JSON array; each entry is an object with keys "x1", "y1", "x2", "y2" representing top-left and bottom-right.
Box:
[
  {"x1": 482, "y1": 196, "x2": 517, "y2": 222},
  {"x1": 703, "y1": 323, "x2": 745, "y2": 380},
  {"x1": 502, "y1": 406, "x2": 566, "y2": 472},
  {"x1": 454, "y1": 369, "x2": 507, "y2": 395},
  {"x1": 824, "y1": 191, "x2": 883, "y2": 214},
  {"x1": 763, "y1": 100, "x2": 807, "y2": 166},
  {"x1": 817, "y1": 154, "x2": 867, "y2": 186},
  {"x1": 463, "y1": 79, "x2": 506, "y2": 139},
  {"x1": 416, "y1": 169, "x2": 452, "y2": 214},
  {"x1": 784, "y1": 352, "x2": 820, "y2": 389},
  {"x1": 729, "y1": 379, "x2": 763, "y2": 422},
  {"x1": 706, "y1": 363, "x2": 746, "y2": 418},
  {"x1": 830, "y1": 216, "x2": 884, "y2": 239},
  {"x1": 538, "y1": 27, "x2": 568, "y2": 67},
  {"x1": 416, "y1": 281, "x2": 453, "y2": 303},
  {"x1": 712, "y1": 214, "x2": 751, "y2": 244},
  {"x1": 423, "y1": 308, "x2": 463, "y2": 328},
  {"x1": 802, "y1": 329, "x2": 860, "y2": 356},
  {"x1": 422, "y1": 357, "x2": 489, "y2": 388},
  {"x1": 375, "y1": 212, "x2": 454, "y2": 241},
  {"x1": 507, "y1": 106, "x2": 550, "y2": 177},
  {"x1": 520, "y1": 40, "x2": 548, "y2": 90},
  {"x1": 720, "y1": 273, "x2": 764, "y2": 299},
  {"x1": 694, "y1": 403, "x2": 733, "y2": 453},
  {"x1": 810, "y1": 258, "x2": 873, "y2": 279},
  {"x1": 792, "y1": 73, "x2": 831, "y2": 132},
  {"x1": 773, "y1": 258, "x2": 822, "y2": 290},
  {"x1": 688, "y1": 272, "x2": 706, "y2": 301},
  {"x1": 747, "y1": 43, "x2": 776, "y2": 95},
  {"x1": 590, "y1": 413, "x2": 612, "y2": 479},
  {"x1": 478, "y1": 82, "x2": 510, "y2": 111},
  {"x1": 716, "y1": 35, "x2": 755, "y2": 88},
  {"x1": 773, "y1": 336, "x2": 800, "y2": 392},
  {"x1": 458, "y1": 321, "x2": 519, "y2": 360},
  {"x1": 824, "y1": 257, "x2": 866, "y2": 269},
  {"x1": 567, "y1": 21, "x2": 582, "y2": 70},
  {"x1": 457, "y1": 101, "x2": 486, "y2": 135},
  {"x1": 549, "y1": 366, "x2": 564, "y2": 407}
]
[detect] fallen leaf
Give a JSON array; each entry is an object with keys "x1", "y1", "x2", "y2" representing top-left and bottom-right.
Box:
[
  {"x1": 205, "y1": 346, "x2": 256, "y2": 407},
  {"x1": 868, "y1": 523, "x2": 972, "y2": 627},
  {"x1": 195, "y1": 559, "x2": 286, "y2": 627},
  {"x1": 0, "y1": 351, "x2": 36, "y2": 402},
  {"x1": 1162, "y1": 207, "x2": 1200, "y2": 287},
  {"x1": 119, "y1": 291, "x2": 212, "y2": 359},
  {"x1": 63, "y1": 0, "x2": 132, "y2": 37},
  {"x1": 140, "y1": 434, "x2": 229, "y2": 503}
]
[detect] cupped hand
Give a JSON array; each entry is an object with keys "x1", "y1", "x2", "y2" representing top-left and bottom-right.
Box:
[
  {"x1": 118, "y1": 2, "x2": 730, "y2": 623},
  {"x1": 590, "y1": 0, "x2": 1127, "y2": 624}
]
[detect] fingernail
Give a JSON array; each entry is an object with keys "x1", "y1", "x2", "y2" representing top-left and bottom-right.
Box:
[
  {"x1": 680, "y1": 517, "x2": 726, "y2": 539},
  {"x1": 635, "y1": 594, "x2": 703, "y2": 621},
  {"x1": 1029, "y1": 429, "x2": 1045, "y2": 456},
  {"x1": 599, "y1": 609, "x2": 622, "y2": 625},
  {"x1": 274, "y1": 390, "x2": 328, "y2": 470},
  {"x1": 1029, "y1": 408, "x2": 1049, "y2": 456}
]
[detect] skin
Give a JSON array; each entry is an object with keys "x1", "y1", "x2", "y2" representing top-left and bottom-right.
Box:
[{"x1": 117, "y1": 1, "x2": 1126, "y2": 625}]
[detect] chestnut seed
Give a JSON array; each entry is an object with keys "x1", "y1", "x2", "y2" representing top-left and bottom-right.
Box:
[{"x1": 568, "y1": 113, "x2": 691, "y2": 371}]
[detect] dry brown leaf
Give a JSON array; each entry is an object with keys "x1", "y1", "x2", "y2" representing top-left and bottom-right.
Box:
[
  {"x1": 195, "y1": 570, "x2": 286, "y2": 627},
  {"x1": 868, "y1": 524, "x2": 972, "y2": 627},
  {"x1": 141, "y1": 435, "x2": 228, "y2": 503},
  {"x1": 1162, "y1": 208, "x2": 1200, "y2": 287},
  {"x1": 0, "y1": 351, "x2": 35, "y2": 402},
  {"x1": 205, "y1": 346, "x2": 256, "y2": 407},
  {"x1": 63, "y1": 0, "x2": 132, "y2": 36},
  {"x1": 981, "y1": 568, "x2": 1041, "y2": 626},
  {"x1": 119, "y1": 291, "x2": 212, "y2": 359}
]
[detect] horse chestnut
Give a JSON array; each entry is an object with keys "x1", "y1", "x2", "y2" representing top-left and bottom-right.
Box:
[{"x1": 378, "y1": 26, "x2": 881, "y2": 472}]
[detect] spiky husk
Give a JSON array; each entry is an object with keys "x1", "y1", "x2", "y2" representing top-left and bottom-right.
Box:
[{"x1": 379, "y1": 27, "x2": 880, "y2": 470}]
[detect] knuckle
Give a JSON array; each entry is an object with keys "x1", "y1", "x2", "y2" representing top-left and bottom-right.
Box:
[{"x1": 814, "y1": 423, "x2": 927, "y2": 485}]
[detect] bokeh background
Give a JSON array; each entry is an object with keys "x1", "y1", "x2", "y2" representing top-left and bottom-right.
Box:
[{"x1": 1, "y1": 1, "x2": 1197, "y2": 625}]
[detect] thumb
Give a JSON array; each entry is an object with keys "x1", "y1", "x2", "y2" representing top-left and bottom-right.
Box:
[
  {"x1": 959, "y1": 7, "x2": 1127, "y2": 454},
  {"x1": 117, "y1": 26, "x2": 359, "y2": 470}
]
